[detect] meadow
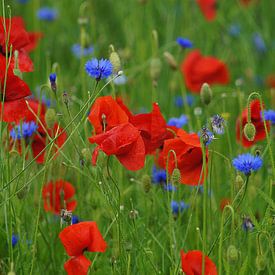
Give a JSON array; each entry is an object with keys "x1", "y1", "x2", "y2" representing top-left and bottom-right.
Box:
[{"x1": 0, "y1": 0, "x2": 274, "y2": 274}]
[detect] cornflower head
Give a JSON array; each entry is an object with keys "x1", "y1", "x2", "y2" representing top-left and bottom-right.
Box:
[
  {"x1": 176, "y1": 37, "x2": 193, "y2": 48},
  {"x1": 199, "y1": 126, "x2": 214, "y2": 146},
  {"x1": 85, "y1": 58, "x2": 113, "y2": 81},
  {"x1": 71, "y1": 44, "x2": 94, "y2": 58},
  {"x1": 37, "y1": 7, "x2": 58, "y2": 21},
  {"x1": 263, "y1": 110, "x2": 275, "y2": 125},
  {"x1": 10, "y1": 121, "x2": 38, "y2": 141},
  {"x1": 232, "y1": 153, "x2": 263, "y2": 176},
  {"x1": 211, "y1": 114, "x2": 225, "y2": 135},
  {"x1": 171, "y1": 200, "x2": 189, "y2": 215},
  {"x1": 167, "y1": 114, "x2": 188, "y2": 128}
]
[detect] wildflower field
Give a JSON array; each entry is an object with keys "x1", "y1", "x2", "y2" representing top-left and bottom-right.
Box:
[{"x1": 0, "y1": 0, "x2": 275, "y2": 274}]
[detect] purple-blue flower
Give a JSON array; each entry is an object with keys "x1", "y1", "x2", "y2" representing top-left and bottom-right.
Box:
[
  {"x1": 176, "y1": 37, "x2": 193, "y2": 48},
  {"x1": 211, "y1": 114, "x2": 225, "y2": 135},
  {"x1": 72, "y1": 215, "x2": 79, "y2": 224},
  {"x1": 85, "y1": 58, "x2": 113, "y2": 81},
  {"x1": 152, "y1": 166, "x2": 166, "y2": 184},
  {"x1": 10, "y1": 121, "x2": 38, "y2": 140},
  {"x1": 12, "y1": 234, "x2": 19, "y2": 247},
  {"x1": 168, "y1": 115, "x2": 188, "y2": 128},
  {"x1": 232, "y1": 153, "x2": 263, "y2": 176},
  {"x1": 228, "y1": 24, "x2": 241, "y2": 37},
  {"x1": 174, "y1": 94, "x2": 194, "y2": 107},
  {"x1": 242, "y1": 217, "x2": 254, "y2": 231},
  {"x1": 71, "y1": 44, "x2": 94, "y2": 59},
  {"x1": 37, "y1": 7, "x2": 58, "y2": 21},
  {"x1": 199, "y1": 127, "x2": 214, "y2": 146},
  {"x1": 171, "y1": 200, "x2": 189, "y2": 215},
  {"x1": 263, "y1": 110, "x2": 275, "y2": 125},
  {"x1": 252, "y1": 33, "x2": 266, "y2": 53}
]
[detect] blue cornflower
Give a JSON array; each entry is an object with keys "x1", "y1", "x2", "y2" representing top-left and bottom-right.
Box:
[
  {"x1": 174, "y1": 94, "x2": 194, "y2": 108},
  {"x1": 49, "y1": 73, "x2": 57, "y2": 92},
  {"x1": 228, "y1": 24, "x2": 241, "y2": 37},
  {"x1": 232, "y1": 153, "x2": 263, "y2": 176},
  {"x1": 199, "y1": 127, "x2": 214, "y2": 146},
  {"x1": 42, "y1": 95, "x2": 51, "y2": 107},
  {"x1": 85, "y1": 58, "x2": 113, "y2": 81},
  {"x1": 71, "y1": 44, "x2": 94, "y2": 59},
  {"x1": 254, "y1": 75, "x2": 264, "y2": 87},
  {"x1": 164, "y1": 184, "x2": 177, "y2": 192},
  {"x1": 242, "y1": 217, "x2": 254, "y2": 231},
  {"x1": 252, "y1": 33, "x2": 266, "y2": 53},
  {"x1": 171, "y1": 200, "x2": 189, "y2": 215},
  {"x1": 263, "y1": 110, "x2": 275, "y2": 125},
  {"x1": 168, "y1": 115, "x2": 188, "y2": 128},
  {"x1": 152, "y1": 166, "x2": 166, "y2": 184},
  {"x1": 176, "y1": 37, "x2": 193, "y2": 48},
  {"x1": 37, "y1": 7, "x2": 58, "y2": 21},
  {"x1": 10, "y1": 121, "x2": 38, "y2": 140},
  {"x1": 211, "y1": 114, "x2": 225, "y2": 135},
  {"x1": 72, "y1": 215, "x2": 79, "y2": 224},
  {"x1": 12, "y1": 234, "x2": 19, "y2": 247}
]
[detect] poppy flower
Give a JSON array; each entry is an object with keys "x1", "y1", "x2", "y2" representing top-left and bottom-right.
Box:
[
  {"x1": 159, "y1": 129, "x2": 207, "y2": 185},
  {"x1": 42, "y1": 180, "x2": 77, "y2": 214},
  {"x1": 89, "y1": 123, "x2": 145, "y2": 171},
  {"x1": 129, "y1": 103, "x2": 167, "y2": 154},
  {"x1": 236, "y1": 99, "x2": 270, "y2": 147},
  {"x1": 181, "y1": 250, "x2": 218, "y2": 275},
  {"x1": 9, "y1": 99, "x2": 67, "y2": 163},
  {"x1": 266, "y1": 74, "x2": 275, "y2": 88},
  {"x1": 0, "y1": 59, "x2": 31, "y2": 122},
  {"x1": 88, "y1": 96, "x2": 128, "y2": 134},
  {"x1": 59, "y1": 221, "x2": 107, "y2": 275},
  {"x1": 181, "y1": 50, "x2": 230, "y2": 93},
  {"x1": 196, "y1": 0, "x2": 217, "y2": 21},
  {"x1": 220, "y1": 198, "x2": 231, "y2": 211},
  {"x1": 0, "y1": 17, "x2": 41, "y2": 72}
]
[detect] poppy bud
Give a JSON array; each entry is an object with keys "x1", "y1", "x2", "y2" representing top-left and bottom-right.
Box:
[
  {"x1": 243, "y1": 122, "x2": 256, "y2": 141},
  {"x1": 141, "y1": 174, "x2": 151, "y2": 193},
  {"x1": 45, "y1": 108, "x2": 56, "y2": 129},
  {"x1": 235, "y1": 174, "x2": 244, "y2": 191},
  {"x1": 13, "y1": 50, "x2": 22, "y2": 79},
  {"x1": 17, "y1": 185, "x2": 30, "y2": 200},
  {"x1": 227, "y1": 245, "x2": 239, "y2": 263},
  {"x1": 81, "y1": 148, "x2": 91, "y2": 163},
  {"x1": 256, "y1": 254, "x2": 267, "y2": 271},
  {"x1": 150, "y1": 58, "x2": 162, "y2": 81},
  {"x1": 163, "y1": 51, "x2": 178, "y2": 70},
  {"x1": 200, "y1": 83, "x2": 212, "y2": 106},
  {"x1": 109, "y1": 45, "x2": 121, "y2": 74},
  {"x1": 171, "y1": 168, "x2": 181, "y2": 184},
  {"x1": 78, "y1": 16, "x2": 88, "y2": 26},
  {"x1": 129, "y1": 209, "x2": 139, "y2": 219},
  {"x1": 194, "y1": 107, "x2": 202, "y2": 116}
]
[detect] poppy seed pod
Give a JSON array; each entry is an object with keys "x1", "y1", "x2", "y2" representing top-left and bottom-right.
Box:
[
  {"x1": 256, "y1": 254, "x2": 267, "y2": 271},
  {"x1": 109, "y1": 45, "x2": 121, "y2": 74},
  {"x1": 150, "y1": 58, "x2": 162, "y2": 81},
  {"x1": 171, "y1": 168, "x2": 181, "y2": 184},
  {"x1": 243, "y1": 122, "x2": 256, "y2": 141},
  {"x1": 141, "y1": 174, "x2": 151, "y2": 193},
  {"x1": 163, "y1": 51, "x2": 178, "y2": 70},
  {"x1": 200, "y1": 83, "x2": 212, "y2": 105},
  {"x1": 45, "y1": 108, "x2": 56, "y2": 129},
  {"x1": 227, "y1": 245, "x2": 239, "y2": 263}
]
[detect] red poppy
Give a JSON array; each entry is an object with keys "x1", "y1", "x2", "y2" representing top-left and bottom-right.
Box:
[
  {"x1": 159, "y1": 129, "x2": 207, "y2": 185},
  {"x1": 129, "y1": 103, "x2": 167, "y2": 154},
  {"x1": 0, "y1": 59, "x2": 31, "y2": 122},
  {"x1": 266, "y1": 74, "x2": 275, "y2": 88},
  {"x1": 88, "y1": 95, "x2": 129, "y2": 134},
  {"x1": 196, "y1": 0, "x2": 217, "y2": 21},
  {"x1": 42, "y1": 180, "x2": 77, "y2": 214},
  {"x1": 89, "y1": 123, "x2": 145, "y2": 171},
  {"x1": 59, "y1": 222, "x2": 107, "y2": 275},
  {"x1": 0, "y1": 17, "x2": 41, "y2": 72},
  {"x1": 181, "y1": 50, "x2": 230, "y2": 93},
  {"x1": 9, "y1": 99, "x2": 67, "y2": 163},
  {"x1": 236, "y1": 99, "x2": 270, "y2": 147},
  {"x1": 181, "y1": 250, "x2": 217, "y2": 275},
  {"x1": 220, "y1": 198, "x2": 231, "y2": 211}
]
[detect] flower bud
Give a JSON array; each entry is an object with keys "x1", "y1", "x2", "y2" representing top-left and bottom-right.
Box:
[
  {"x1": 163, "y1": 51, "x2": 178, "y2": 70},
  {"x1": 227, "y1": 245, "x2": 239, "y2": 263},
  {"x1": 171, "y1": 168, "x2": 181, "y2": 184},
  {"x1": 109, "y1": 45, "x2": 121, "y2": 74},
  {"x1": 17, "y1": 185, "x2": 30, "y2": 200},
  {"x1": 45, "y1": 108, "x2": 56, "y2": 129},
  {"x1": 49, "y1": 73, "x2": 57, "y2": 92},
  {"x1": 141, "y1": 174, "x2": 151, "y2": 193},
  {"x1": 78, "y1": 17, "x2": 88, "y2": 26},
  {"x1": 243, "y1": 122, "x2": 256, "y2": 141},
  {"x1": 129, "y1": 209, "x2": 139, "y2": 219},
  {"x1": 200, "y1": 83, "x2": 212, "y2": 106},
  {"x1": 256, "y1": 254, "x2": 267, "y2": 271},
  {"x1": 235, "y1": 174, "x2": 244, "y2": 191},
  {"x1": 150, "y1": 58, "x2": 162, "y2": 81}
]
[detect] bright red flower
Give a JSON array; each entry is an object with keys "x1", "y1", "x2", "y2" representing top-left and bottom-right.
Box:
[
  {"x1": 0, "y1": 17, "x2": 41, "y2": 72},
  {"x1": 88, "y1": 95, "x2": 129, "y2": 134},
  {"x1": 159, "y1": 129, "x2": 207, "y2": 185},
  {"x1": 42, "y1": 179, "x2": 77, "y2": 214},
  {"x1": 181, "y1": 50, "x2": 230, "y2": 93},
  {"x1": 196, "y1": 0, "x2": 217, "y2": 21},
  {"x1": 181, "y1": 250, "x2": 217, "y2": 275},
  {"x1": 0, "y1": 59, "x2": 31, "y2": 122},
  {"x1": 236, "y1": 99, "x2": 270, "y2": 147},
  {"x1": 89, "y1": 123, "x2": 145, "y2": 171},
  {"x1": 266, "y1": 74, "x2": 275, "y2": 88},
  {"x1": 129, "y1": 103, "x2": 167, "y2": 154},
  {"x1": 220, "y1": 198, "x2": 231, "y2": 211},
  {"x1": 59, "y1": 222, "x2": 107, "y2": 275}
]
